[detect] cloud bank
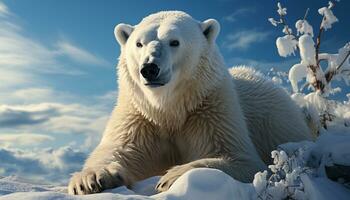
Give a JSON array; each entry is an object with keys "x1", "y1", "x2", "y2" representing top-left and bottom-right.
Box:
[
  {"x1": 0, "y1": 1, "x2": 115, "y2": 184},
  {"x1": 0, "y1": 146, "x2": 87, "y2": 184},
  {"x1": 224, "y1": 30, "x2": 271, "y2": 50}
]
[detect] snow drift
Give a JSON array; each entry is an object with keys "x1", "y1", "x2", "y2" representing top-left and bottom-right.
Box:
[{"x1": 1, "y1": 129, "x2": 349, "y2": 200}]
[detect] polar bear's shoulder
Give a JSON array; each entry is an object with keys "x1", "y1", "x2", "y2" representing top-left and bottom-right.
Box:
[
  {"x1": 229, "y1": 66, "x2": 267, "y2": 83},
  {"x1": 228, "y1": 65, "x2": 282, "y2": 102}
]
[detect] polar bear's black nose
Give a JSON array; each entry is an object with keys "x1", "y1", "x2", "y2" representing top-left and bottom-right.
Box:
[{"x1": 140, "y1": 63, "x2": 160, "y2": 81}]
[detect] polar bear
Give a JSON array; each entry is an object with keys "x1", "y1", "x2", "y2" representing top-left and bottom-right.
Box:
[{"x1": 68, "y1": 11, "x2": 313, "y2": 195}]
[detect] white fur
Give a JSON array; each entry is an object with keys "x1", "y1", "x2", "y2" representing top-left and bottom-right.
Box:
[{"x1": 68, "y1": 11, "x2": 313, "y2": 195}]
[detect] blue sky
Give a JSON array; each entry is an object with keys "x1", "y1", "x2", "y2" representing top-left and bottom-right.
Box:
[
  {"x1": 0, "y1": 0, "x2": 349, "y2": 183},
  {"x1": 2, "y1": 0, "x2": 349, "y2": 95}
]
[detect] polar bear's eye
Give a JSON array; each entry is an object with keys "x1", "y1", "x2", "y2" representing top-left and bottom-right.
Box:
[
  {"x1": 169, "y1": 40, "x2": 180, "y2": 47},
  {"x1": 136, "y1": 42, "x2": 143, "y2": 48}
]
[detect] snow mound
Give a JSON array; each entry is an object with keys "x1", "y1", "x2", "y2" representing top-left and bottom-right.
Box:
[
  {"x1": 0, "y1": 169, "x2": 255, "y2": 200},
  {"x1": 1, "y1": 131, "x2": 350, "y2": 200}
]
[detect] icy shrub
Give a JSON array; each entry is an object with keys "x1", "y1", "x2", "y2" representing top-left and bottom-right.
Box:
[
  {"x1": 253, "y1": 149, "x2": 311, "y2": 200},
  {"x1": 268, "y1": 1, "x2": 350, "y2": 128}
]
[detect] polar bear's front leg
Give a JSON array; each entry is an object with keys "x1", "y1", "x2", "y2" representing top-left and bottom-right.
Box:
[
  {"x1": 68, "y1": 107, "x2": 166, "y2": 195},
  {"x1": 67, "y1": 143, "x2": 134, "y2": 195}
]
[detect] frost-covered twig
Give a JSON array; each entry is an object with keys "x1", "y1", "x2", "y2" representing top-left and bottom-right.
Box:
[
  {"x1": 325, "y1": 50, "x2": 350, "y2": 82},
  {"x1": 302, "y1": 8, "x2": 310, "y2": 21},
  {"x1": 315, "y1": 2, "x2": 335, "y2": 65},
  {"x1": 311, "y1": 2, "x2": 337, "y2": 92},
  {"x1": 336, "y1": 51, "x2": 350, "y2": 71},
  {"x1": 269, "y1": 2, "x2": 297, "y2": 39},
  {"x1": 271, "y1": 1, "x2": 343, "y2": 94},
  {"x1": 269, "y1": 1, "x2": 348, "y2": 128},
  {"x1": 253, "y1": 149, "x2": 311, "y2": 199}
]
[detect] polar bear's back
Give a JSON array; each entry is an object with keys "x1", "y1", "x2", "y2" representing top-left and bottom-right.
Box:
[{"x1": 229, "y1": 66, "x2": 312, "y2": 163}]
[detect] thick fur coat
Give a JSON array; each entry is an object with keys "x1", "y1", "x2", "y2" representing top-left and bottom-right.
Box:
[{"x1": 68, "y1": 11, "x2": 312, "y2": 195}]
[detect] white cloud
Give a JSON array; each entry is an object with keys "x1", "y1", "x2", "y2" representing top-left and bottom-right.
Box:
[
  {"x1": 0, "y1": 1, "x2": 10, "y2": 16},
  {"x1": 0, "y1": 146, "x2": 87, "y2": 184},
  {"x1": 0, "y1": 68, "x2": 38, "y2": 90},
  {"x1": 0, "y1": 86, "x2": 115, "y2": 151},
  {"x1": 223, "y1": 8, "x2": 255, "y2": 22},
  {"x1": 12, "y1": 88, "x2": 61, "y2": 103},
  {"x1": 0, "y1": 133, "x2": 54, "y2": 147},
  {"x1": 8, "y1": 88, "x2": 80, "y2": 105},
  {"x1": 57, "y1": 40, "x2": 109, "y2": 66},
  {"x1": 0, "y1": 1, "x2": 117, "y2": 184},
  {"x1": 0, "y1": 21, "x2": 83, "y2": 75},
  {"x1": 0, "y1": 11, "x2": 88, "y2": 101},
  {"x1": 0, "y1": 91, "x2": 113, "y2": 182},
  {"x1": 0, "y1": 102, "x2": 110, "y2": 135},
  {"x1": 224, "y1": 30, "x2": 271, "y2": 50},
  {"x1": 0, "y1": 2, "x2": 110, "y2": 93},
  {"x1": 0, "y1": 1, "x2": 114, "y2": 140},
  {"x1": 0, "y1": 104, "x2": 60, "y2": 127}
]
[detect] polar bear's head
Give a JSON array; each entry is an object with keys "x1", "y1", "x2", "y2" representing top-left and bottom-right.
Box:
[{"x1": 114, "y1": 11, "x2": 220, "y2": 107}]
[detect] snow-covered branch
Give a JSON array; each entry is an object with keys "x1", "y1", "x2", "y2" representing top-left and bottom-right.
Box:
[
  {"x1": 269, "y1": 1, "x2": 349, "y2": 128},
  {"x1": 269, "y1": 1, "x2": 347, "y2": 95},
  {"x1": 316, "y1": 1, "x2": 338, "y2": 66},
  {"x1": 323, "y1": 43, "x2": 350, "y2": 83}
]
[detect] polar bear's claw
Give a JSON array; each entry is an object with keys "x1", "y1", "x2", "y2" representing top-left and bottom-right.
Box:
[
  {"x1": 68, "y1": 168, "x2": 122, "y2": 195},
  {"x1": 156, "y1": 164, "x2": 194, "y2": 192}
]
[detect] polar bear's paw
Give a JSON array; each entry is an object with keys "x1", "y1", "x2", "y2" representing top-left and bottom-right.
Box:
[
  {"x1": 156, "y1": 164, "x2": 194, "y2": 192},
  {"x1": 68, "y1": 168, "x2": 124, "y2": 195}
]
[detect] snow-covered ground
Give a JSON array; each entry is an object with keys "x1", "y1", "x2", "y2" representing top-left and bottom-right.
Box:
[{"x1": 1, "y1": 126, "x2": 349, "y2": 200}]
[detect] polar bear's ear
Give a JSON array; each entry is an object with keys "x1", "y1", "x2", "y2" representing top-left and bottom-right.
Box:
[
  {"x1": 114, "y1": 23, "x2": 134, "y2": 46},
  {"x1": 201, "y1": 19, "x2": 220, "y2": 44}
]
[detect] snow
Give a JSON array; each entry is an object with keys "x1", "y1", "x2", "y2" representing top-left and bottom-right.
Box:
[
  {"x1": 268, "y1": 18, "x2": 278, "y2": 27},
  {"x1": 304, "y1": 92, "x2": 328, "y2": 114},
  {"x1": 0, "y1": 169, "x2": 256, "y2": 200},
  {"x1": 1, "y1": 129, "x2": 350, "y2": 200},
  {"x1": 334, "y1": 43, "x2": 350, "y2": 85},
  {"x1": 271, "y1": 1, "x2": 348, "y2": 95},
  {"x1": 301, "y1": 175, "x2": 350, "y2": 200},
  {"x1": 276, "y1": 35, "x2": 298, "y2": 57},
  {"x1": 291, "y1": 93, "x2": 321, "y2": 134},
  {"x1": 319, "y1": 43, "x2": 350, "y2": 86},
  {"x1": 333, "y1": 94, "x2": 350, "y2": 126},
  {"x1": 253, "y1": 170, "x2": 268, "y2": 195},
  {"x1": 282, "y1": 26, "x2": 292, "y2": 35},
  {"x1": 337, "y1": 43, "x2": 350, "y2": 68},
  {"x1": 319, "y1": 53, "x2": 338, "y2": 73},
  {"x1": 295, "y1": 20, "x2": 314, "y2": 37},
  {"x1": 299, "y1": 34, "x2": 316, "y2": 66},
  {"x1": 277, "y1": 2, "x2": 287, "y2": 16},
  {"x1": 318, "y1": 4, "x2": 338, "y2": 30},
  {"x1": 271, "y1": 76, "x2": 283, "y2": 85},
  {"x1": 289, "y1": 63, "x2": 308, "y2": 92}
]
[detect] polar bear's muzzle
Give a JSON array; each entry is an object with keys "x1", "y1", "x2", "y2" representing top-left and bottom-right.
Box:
[
  {"x1": 141, "y1": 63, "x2": 160, "y2": 81},
  {"x1": 139, "y1": 41, "x2": 172, "y2": 88},
  {"x1": 140, "y1": 63, "x2": 169, "y2": 88}
]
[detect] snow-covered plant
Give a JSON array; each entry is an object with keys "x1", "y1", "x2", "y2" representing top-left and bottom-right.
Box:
[
  {"x1": 332, "y1": 93, "x2": 350, "y2": 126},
  {"x1": 269, "y1": 1, "x2": 350, "y2": 129},
  {"x1": 267, "y1": 67, "x2": 288, "y2": 86},
  {"x1": 253, "y1": 149, "x2": 311, "y2": 200}
]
